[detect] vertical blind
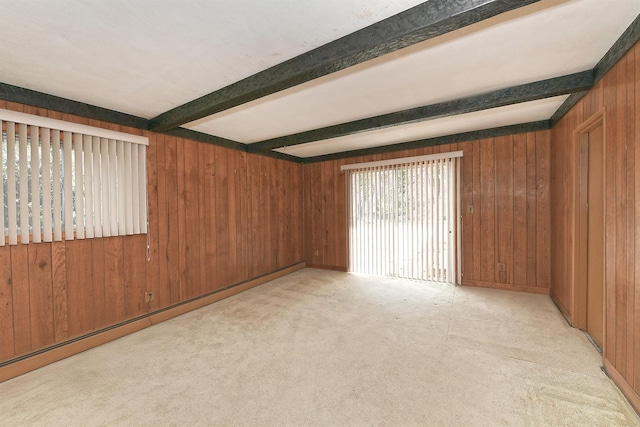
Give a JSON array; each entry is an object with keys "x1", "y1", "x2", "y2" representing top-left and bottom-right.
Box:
[
  {"x1": 0, "y1": 109, "x2": 149, "y2": 245},
  {"x1": 342, "y1": 152, "x2": 462, "y2": 284}
]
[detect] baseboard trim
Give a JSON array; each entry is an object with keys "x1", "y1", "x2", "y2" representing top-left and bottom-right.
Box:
[
  {"x1": 550, "y1": 291, "x2": 573, "y2": 325},
  {"x1": 0, "y1": 261, "x2": 306, "y2": 383},
  {"x1": 461, "y1": 279, "x2": 550, "y2": 295},
  {"x1": 604, "y1": 358, "x2": 640, "y2": 415},
  {"x1": 305, "y1": 264, "x2": 348, "y2": 272}
]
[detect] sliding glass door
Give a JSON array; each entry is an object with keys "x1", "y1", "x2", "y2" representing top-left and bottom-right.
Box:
[{"x1": 343, "y1": 152, "x2": 461, "y2": 284}]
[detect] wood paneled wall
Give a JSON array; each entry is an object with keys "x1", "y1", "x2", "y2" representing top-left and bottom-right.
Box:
[
  {"x1": 550, "y1": 41, "x2": 640, "y2": 405},
  {"x1": 303, "y1": 133, "x2": 550, "y2": 293},
  {"x1": 0, "y1": 101, "x2": 304, "y2": 363}
]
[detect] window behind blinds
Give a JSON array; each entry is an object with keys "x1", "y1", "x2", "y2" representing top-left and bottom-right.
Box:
[
  {"x1": 0, "y1": 109, "x2": 148, "y2": 245},
  {"x1": 342, "y1": 152, "x2": 462, "y2": 284}
]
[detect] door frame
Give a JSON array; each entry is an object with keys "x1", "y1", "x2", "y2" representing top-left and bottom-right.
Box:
[{"x1": 572, "y1": 110, "x2": 606, "y2": 354}]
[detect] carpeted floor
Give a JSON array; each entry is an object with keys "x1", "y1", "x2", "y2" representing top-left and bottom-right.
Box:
[{"x1": 0, "y1": 268, "x2": 637, "y2": 426}]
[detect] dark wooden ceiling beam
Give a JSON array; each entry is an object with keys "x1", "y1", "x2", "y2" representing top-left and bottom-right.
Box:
[
  {"x1": 248, "y1": 71, "x2": 593, "y2": 153},
  {"x1": 551, "y1": 13, "x2": 640, "y2": 126},
  {"x1": 300, "y1": 120, "x2": 550, "y2": 163},
  {"x1": 0, "y1": 82, "x2": 148, "y2": 130},
  {"x1": 148, "y1": 0, "x2": 540, "y2": 132}
]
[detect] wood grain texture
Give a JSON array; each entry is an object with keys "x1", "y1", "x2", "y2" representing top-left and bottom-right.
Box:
[
  {"x1": 27, "y1": 243, "x2": 54, "y2": 349},
  {"x1": 302, "y1": 132, "x2": 551, "y2": 291},
  {"x1": 550, "y1": 41, "x2": 640, "y2": 405},
  {"x1": 0, "y1": 247, "x2": 14, "y2": 360},
  {"x1": 11, "y1": 245, "x2": 31, "y2": 355},
  {"x1": 0, "y1": 102, "x2": 304, "y2": 364}
]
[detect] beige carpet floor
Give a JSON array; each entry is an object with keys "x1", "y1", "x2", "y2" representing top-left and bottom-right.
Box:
[{"x1": 0, "y1": 268, "x2": 638, "y2": 426}]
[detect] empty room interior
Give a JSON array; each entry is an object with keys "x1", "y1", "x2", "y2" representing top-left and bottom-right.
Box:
[{"x1": 2, "y1": 0, "x2": 640, "y2": 425}]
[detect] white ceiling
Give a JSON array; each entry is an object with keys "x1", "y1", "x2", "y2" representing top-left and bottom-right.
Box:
[
  {"x1": 275, "y1": 95, "x2": 569, "y2": 158},
  {"x1": 187, "y1": 0, "x2": 639, "y2": 144},
  {"x1": 0, "y1": 0, "x2": 424, "y2": 117},
  {"x1": 0, "y1": 0, "x2": 639, "y2": 159}
]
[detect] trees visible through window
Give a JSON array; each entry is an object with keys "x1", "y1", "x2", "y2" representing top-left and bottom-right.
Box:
[
  {"x1": 343, "y1": 152, "x2": 462, "y2": 284},
  {"x1": 0, "y1": 109, "x2": 148, "y2": 245}
]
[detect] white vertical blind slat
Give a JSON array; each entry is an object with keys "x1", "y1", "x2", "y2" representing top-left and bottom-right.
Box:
[
  {"x1": 124, "y1": 142, "x2": 133, "y2": 235},
  {"x1": 131, "y1": 144, "x2": 140, "y2": 235},
  {"x1": 0, "y1": 121, "x2": 4, "y2": 246},
  {"x1": 100, "y1": 138, "x2": 110, "y2": 237},
  {"x1": 19, "y1": 124, "x2": 29, "y2": 243},
  {"x1": 116, "y1": 140, "x2": 126, "y2": 235},
  {"x1": 7, "y1": 122, "x2": 17, "y2": 245},
  {"x1": 83, "y1": 135, "x2": 94, "y2": 239},
  {"x1": 108, "y1": 139, "x2": 118, "y2": 235},
  {"x1": 41, "y1": 128, "x2": 52, "y2": 242},
  {"x1": 52, "y1": 130, "x2": 62, "y2": 241},
  {"x1": 74, "y1": 133, "x2": 85, "y2": 239},
  {"x1": 92, "y1": 136, "x2": 102, "y2": 238},
  {"x1": 138, "y1": 145, "x2": 147, "y2": 234},
  {"x1": 30, "y1": 126, "x2": 41, "y2": 243},
  {"x1": 63, "y1": 131, "x2": 74, "y2": 240}
]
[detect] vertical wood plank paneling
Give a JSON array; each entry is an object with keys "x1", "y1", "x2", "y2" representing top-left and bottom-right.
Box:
[
  {"x1": 203, "y1": 145, "x2": 218, "y2": 292},
  {"x1": 336, "y1": 159, "x2": 348, "y2": 268},
  {"x1": 91, "y1": 239, "x2": 106, "y2": 330},
  {"x1": 51, "y1": 241, "x2": 68, "y2": 342},
  {"x1": 550, "y1": 42, "x2": 640, "y2": 402},
  {"x1": 603, "y1": 61, "x2": 619, "y2": 365},
  {"x1": 613, "y1": 57, "x2": 628, "y2": 377},
  {"x1": 0, "y1": 104, "x2": 273, "y2": 366},
  {"x1": 270, "y1": 157, "x2": 280, "y2": 269},
  {"x1": 124, "y1": 235, "x2": 147, "y2": 318},
  {"x1": 146, "y1": 132, "x2": 160, "y2": 310},
  {"x1": 236, "y1": 151, "x2": 248, "y2": 280},
  {"x1": 227, "y1": 150, "x2": 239, "y2": 282},
  {"x1": 625, "y1": 49, "x2": 635, "y2": 381},
  {"x1": 182, "y1": 139, "x2": 200, "y2": 299},
  {"x1": 176, "y1": 137, "x2": 187, "y2": 300},
  {"x1": 11, "y1": 245, "x2": 31, "y2": 354},
  {"x1": 471, "y1": 141, "x2": 482, "y2": 280},
  {"x1": 480, "y1": 139, "x2": 496, "y2": 284},
  {"x1": 164, "y1": 136, "x2": 180, "y2": 304},
  {"x1": 259, "y1": 156, "x2": 271, "y2": 272},
  {"x1": 197, "y1": 143, "x2": 207, "y2": 293},
  {"x1": 635, "y1": 42, "x2": 640, "y2": 392},
  {"x1": 215, "y1": 146, "x2": 230, "y2": 287},
  {"x1": 461, "y1": 142, "x2": 474, "y2": 280},
  {"x1": 535, "y1": 131, "x2": 551, "y2": 289},
  {"x1": 155, "y1": 134, "x2": 171, "y2": 307},
  {"x1": 277, "y1": 160, "x2": 287, "y2": 268},
  {"x1": 494, "y1": 136, "x2": 514, "y2": 284},
  {"x1": 512, "y1": 134, "x2": 527, "y2": 287},
  {"x1": 526, "y1": 133, "x2": 539, "y2": 290},
  {"x1": 65, "y1": 240, "x2": 93, "y2": 337},
  {"x1": 103, "y1": 237, "x2": 125, "y2": 326},
  {"x1": 0, "y1": 247, "x2": 14, "y2": 360},
  {"x1": 304, "y1": 135, "x2": 550, "y2": 289},
  {"x1": 550, "y1": 117, "x2": 573, "y2": 317},
  {"x1": 27, "y1": 243, "x2": 54, "y2": 349}
]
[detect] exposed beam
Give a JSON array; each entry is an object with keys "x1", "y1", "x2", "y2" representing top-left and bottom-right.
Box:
[
  {"x1": 594, "y1": 13, "x2": 640, "y2": 82},
  {"x1": 549, "y1": 91, "x2": 589, "y2": 127},
  {"x1": 250, "y1": 71, "x2": 592, "y2": 153},
  {"x1": 299, "y1": 121, "x2": 550, "y2": 163},
  {"x1": 160, "y1": 127, "x2": 304, "y2": 162},
  {"x1": 148, "y1": 0, "x2": 540, "y2": 131},
  {"x1": 251, "y1": 149, "x2": 304, "y2": 164},
  {"x1": 160, "y1": 127, "x2": 248, "y2": 152},
  {"x1": 551, "y1": 13, "x2": 640, "y2": 127},
  {"x1": 0, "y1": 82, "x2": 148, "y2": 130}
]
